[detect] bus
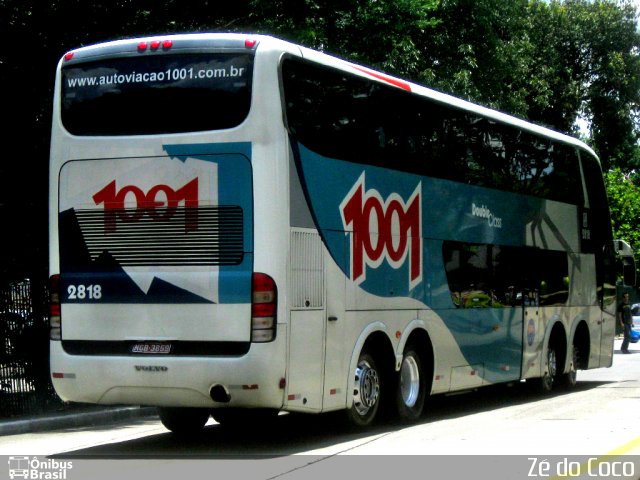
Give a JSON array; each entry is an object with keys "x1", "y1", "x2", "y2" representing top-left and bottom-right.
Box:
[{"x1": 49, "y1": 33, "x2": 634, "y2": 433}]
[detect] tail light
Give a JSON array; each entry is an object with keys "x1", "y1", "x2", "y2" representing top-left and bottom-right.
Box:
[
  {"x1": 251, "y1": 273, "x2": 277, "y2": 342},
  {"x1": 49, "y1": 274, "x2": 61, "y2": 340}
]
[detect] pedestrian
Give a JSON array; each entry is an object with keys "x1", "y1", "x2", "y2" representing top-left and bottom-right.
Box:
[{"x1": 618, "y1": 292, "x2": 633, "y2": 354}]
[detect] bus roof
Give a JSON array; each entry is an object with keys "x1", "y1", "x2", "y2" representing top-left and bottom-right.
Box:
[{"x1": 61, "y1": 32, "x2": 599, "y2": 163}]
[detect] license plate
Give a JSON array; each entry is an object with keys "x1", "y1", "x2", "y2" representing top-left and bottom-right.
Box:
[{"x1": 131, "y1": 343, "x2": 172, "y2": 354}]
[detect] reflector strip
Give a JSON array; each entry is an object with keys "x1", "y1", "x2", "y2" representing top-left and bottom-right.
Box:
[{"x1": 352, "y1": 66, "x2": 412, "y2": 91}]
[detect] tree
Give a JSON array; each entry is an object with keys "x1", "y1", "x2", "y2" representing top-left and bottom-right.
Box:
[
  {"x1": 565, "y1": 0, "x2": 640, "y2": 172},
  {"x1": 419, "y1": 0, "x2": 640, "y2": 172},
  {"x1": 2, "y1": 0, "x2": 640, "y2": 279},
  {"x1": 0, "y1": 0, "x2": 250, "y2": 279},
  {"x1": 249, "y1": 0, "x2": 439, "y2": 79},
  {"x1": 605, "y1": 169, "x2": 640, "y2": 257},
  {"x1": 418, "y1": 0, "x2": 536, "y2": 117}
]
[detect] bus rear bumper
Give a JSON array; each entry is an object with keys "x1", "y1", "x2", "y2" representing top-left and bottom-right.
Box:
[{"x1": 49, "y1": 339, "x2": 286, "y2": 409}]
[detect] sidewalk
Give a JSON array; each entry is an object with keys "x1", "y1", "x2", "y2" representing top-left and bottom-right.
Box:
[{"x1": 0, "y1": 405, "x2": 158, "y2": 436}]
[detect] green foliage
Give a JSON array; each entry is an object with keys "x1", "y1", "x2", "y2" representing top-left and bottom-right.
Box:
[
  {"x1": 605, "y1": 169, "x2": 640, "y2": 256},
  {"x1": 2, "y1": 0, "x2": 640, "y2": 274},
  {"x1": 419, "y1": 0, "x2": 535, "y2": 115},
  {"x1": 247, "y1": 0, "x2": 640, "y2": 174},
  {"x1": 417, "y1": 0, "x2": 640, "y2": 172},
  {"x1": 249, "y1": 0, "x2": 439, "y2": 78},
  {"x1": 568, "y1": 0, "x2": 640, "y2": 172}
]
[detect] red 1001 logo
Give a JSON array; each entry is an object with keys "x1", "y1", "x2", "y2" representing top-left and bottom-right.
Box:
[
  {"x1": 92, "y1": 178, "x2": 199, "y2": 233},
  {"x1": 340, "y1": 173, "x2": 422, "y2": 290}
]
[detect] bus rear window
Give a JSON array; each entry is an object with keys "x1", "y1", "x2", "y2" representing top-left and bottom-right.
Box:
[{"x1": 61, "y1": 53, "x2": 253, "y2": 135}]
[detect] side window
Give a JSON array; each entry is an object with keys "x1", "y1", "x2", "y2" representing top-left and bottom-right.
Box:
[
  {"x1": 443, "y1": 241, "x2": 569, "y2": 308},
  {"x1": 443, "y1": 243, "x2": 493, "y2": 308},
  {"x1": 282, "y1": 57, "x2": 583, "y2": 205},
  {"x1": 534, "y1": 249, "x2": 570, "y2": 306}
]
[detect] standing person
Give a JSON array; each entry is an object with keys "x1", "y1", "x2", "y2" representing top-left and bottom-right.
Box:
[{"x1": 618, "y1": 293, "x2": 633, "y2": 354}]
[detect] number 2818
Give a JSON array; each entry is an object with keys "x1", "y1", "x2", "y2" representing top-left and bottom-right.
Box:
[{"x1": 67, "y1": 284, "x2": 102, "y2": 300}]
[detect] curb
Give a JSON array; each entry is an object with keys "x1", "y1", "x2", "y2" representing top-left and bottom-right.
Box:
[{"x1": 0, "y1": 406, "x2": 158, "y2": 436}]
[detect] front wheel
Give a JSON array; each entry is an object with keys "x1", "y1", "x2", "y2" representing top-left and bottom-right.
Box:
[
  {"x1": 346, "y1": 351, "x2": 382, "y2": 427},
  {"x1": 157, "y1": 407, "x2": 210, "y2": 434},
  {"x1": 395, "y1": 348, "x2": 426, "y2": 422}
]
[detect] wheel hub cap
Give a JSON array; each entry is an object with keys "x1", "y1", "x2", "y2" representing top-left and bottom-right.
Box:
[
  {"x1": 400, "y1": 355, "x2": 420, "y2": 408},
  {"x1": 354, "y1": 360, "x2": 379, "y2": 416}
]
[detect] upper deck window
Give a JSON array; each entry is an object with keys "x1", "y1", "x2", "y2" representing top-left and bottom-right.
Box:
[
  {"x1": 62, "y1": 53, "x2": 254, "y2": 135},
  {"x1": 282, "y1": 57, "x2": 583, "y2": 205}
]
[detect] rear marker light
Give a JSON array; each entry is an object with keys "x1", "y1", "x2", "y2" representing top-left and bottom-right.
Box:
[
  {"x1": 138, "y1": 40, "x2": 172, "y2": 52},
  {"x1": 245, "y1": 39, "x2": 257, "y2": 48},
  {"x1": 251, "y1": 316, "x2": 274, "y2": 329},
  {"x1": 49, "y1": 275, "x2": 61, "y2": 340},
  {"x1": 64, "y1": 52, "x2": 74, "y2": 61},
  {"x1": 251, "y1": 273, "x2": 277, "y2": 343}
]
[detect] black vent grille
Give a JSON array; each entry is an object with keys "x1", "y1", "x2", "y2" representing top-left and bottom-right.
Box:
[{"x1": 75, "y1": 206, "x2": 244, "y2": 266}]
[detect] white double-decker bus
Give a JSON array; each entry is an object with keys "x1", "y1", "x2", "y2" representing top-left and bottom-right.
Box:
[{"x1": 49, "y1": 33, "x2": 633, "y2": 433}]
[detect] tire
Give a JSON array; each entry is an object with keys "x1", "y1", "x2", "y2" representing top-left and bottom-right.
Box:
[
  {"x1": 157, "y1": 407, "x2": 210, "y2": 434},
  {"x1": 537, "y1": 344, "x2": 559, "y2": 393},
  {"x1": 346, "y1": 351, "x2": 382, "y2": 427},
  {"x1": 395, "y1": 348, "x2": 426, "y2": 422},
  {"x1": 560, "y1": 345, "x2": 578, "y2": 389}
]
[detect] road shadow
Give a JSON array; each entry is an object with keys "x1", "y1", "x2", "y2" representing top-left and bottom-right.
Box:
[{"x1": 53, "y1": 379, "x2": 610, "y2": 459}]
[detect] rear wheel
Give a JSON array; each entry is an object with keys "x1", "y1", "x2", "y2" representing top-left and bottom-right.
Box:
[
  {"x1": 346, "y1": 351, "x2": 382, "y2": 427},
  {"x1": 560, "y1": 345, "x2": 578, "y2": 388},
  {"x1": 395, "y1": 348, "x2": 426, "y2": 422},
  {"x1": 157, "y1": 407, "x2": 210, "y2": 434}
]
